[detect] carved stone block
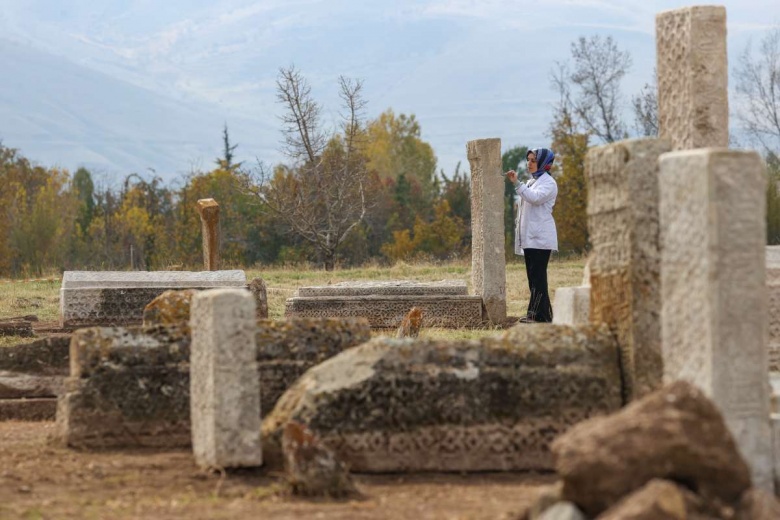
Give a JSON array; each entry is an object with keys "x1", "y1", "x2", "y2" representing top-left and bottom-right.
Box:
[
  {"x1": 659, "y1": 148, "x2": 772, "y2": 490},
  {"x1": 656, "y1": 6, "x2": 728, "y2": 150},
  {"x1": 467, "y1": 138, "x2": 506, "y2": 324}
]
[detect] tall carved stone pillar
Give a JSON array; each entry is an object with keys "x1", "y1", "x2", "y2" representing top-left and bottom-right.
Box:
[{"x1": 467, "y1": 138, "x2": 506, "y2": 324}]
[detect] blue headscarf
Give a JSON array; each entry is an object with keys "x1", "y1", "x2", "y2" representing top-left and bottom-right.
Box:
[{"x1": 529, "y1": 148, "x2": 555, "y2": 179}]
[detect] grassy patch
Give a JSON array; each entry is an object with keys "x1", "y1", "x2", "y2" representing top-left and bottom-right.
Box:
[{"x1": 0, "y1": 257, "x2": 586, "y2": 342}]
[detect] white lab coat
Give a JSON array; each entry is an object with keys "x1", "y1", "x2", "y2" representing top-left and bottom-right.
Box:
[{"x1": 514, "y1": 172, "x2": 558, "y2": 254}]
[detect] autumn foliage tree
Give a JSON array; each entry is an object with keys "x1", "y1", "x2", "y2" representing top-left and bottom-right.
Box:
[{"x1": 253, "y1": 68, "x2": 370, "y2": 271}]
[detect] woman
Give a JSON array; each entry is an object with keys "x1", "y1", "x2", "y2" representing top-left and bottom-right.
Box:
[{"x1": 505, "y1": 148, "x2": 558, "y2": 323}]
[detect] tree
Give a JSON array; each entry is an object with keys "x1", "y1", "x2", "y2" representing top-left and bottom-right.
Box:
[
  {"x1": 734, "y1": 28, "x2": 780, "y2": 155},
  {"x1": 554, "y1": 36, "x2": 632, "y2": 144},
  {"x1": 253, "y1": 67, "x2": 370, "y2": 271},
  {"x1": 217, "y1": 124, "x2": 242, "y2": 172},
  {"x1": 632, "y1": 71, "x2": 658, "y2": 137}
]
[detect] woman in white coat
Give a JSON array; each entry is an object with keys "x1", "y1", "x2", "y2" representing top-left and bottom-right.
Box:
[{"x1": 505, "y1": 148, "x2": 558, "y2": 323}]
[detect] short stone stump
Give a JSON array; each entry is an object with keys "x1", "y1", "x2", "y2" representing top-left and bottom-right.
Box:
[{"x1": 60, "y1": 270, "x2": 247, "y2": 328}]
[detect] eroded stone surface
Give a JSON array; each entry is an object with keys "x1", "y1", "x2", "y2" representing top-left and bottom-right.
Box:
[
  {"x1": 142, "y1": 289, "x2": 198, "y2": 333},
  {"x1": 60, "y1": 270, "x2": 247, "y2": 328},
  {"x1": 297, "y1": 280, "x2": 468, "y2": 297},
  {"x1": 767, "y1": 247, "x2": 780, "y2": 372},
  {"x1": 0, "y1": 398, "x2": 57, "y2": 421},
  {"x1": 552, "y1": 381, "x2": 752, "y2": 518},
  {"x1": 468, "y1": 138, "x2": 506, "y2": 324},
  {"x1": 56, "y1": 326, "x2": 191, "y2": 449},
  {"x1": 262, "y1": 324, "x2": 621, "y2": 472},
  {"x1": 656, "y1": 6, "x2": 728, "y2": 151},
  {"x1": 586, "y1": 138, "x2": 670, "y2": 401},
  {"x1": 659, "y1": 149, "x2": 772, "y2": 490},
  {"x1": 248, "y1": 278, "x2": 269, "y2": 319},
  {"x1": 0, "y1": 337, "x2": 71, "y2": 401},
  {"x1": 256, "y1": 317, "x2": 371, "y2": 415},
  {"x1": 285, "y1": 295, "x2": 483, "y2": 329},
  {"x1": 190, "y1": 289, "x2": 261, "y2": 468},
  {"x1": 552, "y1": 287, "x2": 590, "y2": 326}
]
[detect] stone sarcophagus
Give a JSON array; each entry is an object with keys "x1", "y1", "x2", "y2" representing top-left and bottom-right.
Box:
[
  {"x1": 59, "y1": 270, "x2": 247, "y2": 328},
  {"x1": 285, "y1": 280, "x2": 484, "y2": 329},
  {"x1": 262, "y1": 324, "x2": 623, "y2": 472}
]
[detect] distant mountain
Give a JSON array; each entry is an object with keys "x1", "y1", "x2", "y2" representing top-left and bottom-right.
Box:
[{"x1": 0, "y1": 37, "x2": 276, "y2": 182}]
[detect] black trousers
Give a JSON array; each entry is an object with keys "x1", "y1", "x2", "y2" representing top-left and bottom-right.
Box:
[{"x1": 523, "y1": 248, "x2": 553, "y2": 322}]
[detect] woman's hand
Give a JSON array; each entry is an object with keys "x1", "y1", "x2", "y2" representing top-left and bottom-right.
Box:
[{"x1": 505, "y1": 170, "x2": 518, "y2": 184}]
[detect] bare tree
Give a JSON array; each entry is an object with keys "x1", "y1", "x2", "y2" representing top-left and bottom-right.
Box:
[
  {"x1": 251, "y1": 67, "x2": 369, "y2": 271},
  {"x1": 631, "y1": 70, "x2": 658, "y2": 137},
  {"x1": 564, "y1": 35, "x2": 632, "y2": 143},
  {"x1": 734, "y1": 28, "x2": 780, "y2": 155}
]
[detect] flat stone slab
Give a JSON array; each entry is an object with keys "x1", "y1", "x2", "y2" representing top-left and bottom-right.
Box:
[
  {"x1": 62, "y1": 270, "x2": 246, "y2": 289},
  {"x1": 296, "y1": 280, "x2": 468, "y2": 297},
  {"x1": 0, "y1": 398, "x2": 57, "y2": 421},
  {"x1": 285, "y1": 295, "x2": 484, "y2": 328},
  {"x1": 60, "y1": 270, "x2": 247, "y2": 328}
]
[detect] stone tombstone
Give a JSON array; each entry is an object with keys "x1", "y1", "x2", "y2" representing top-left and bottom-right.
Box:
[
  {"x1": 467, "y1": 138, "x2": 506, "y2": 324},
  {"x1": 656, "y1": 6, "x2": 728, "y2": 151},
  {"x1": 190, "y1": 289, "x2": 262, "y2": 468},
  {"x1": 60, "y1": 270, "x2": 247, "y2": 328},
  {"x1": 196, "y1": 198, "x2": 220, "y2": 271},
  {"x1": 659, "y1": 148, "x2": 773, "y2": 490},
  {"x1": 586, "y1": 138, "x2": 670, "y2": 401},
  {"x1": 262, "y1": 324, "x2": 622, "y2": 472},
  {"x1": 286, "y1": 280, "x2": 482, "y2": 329}
]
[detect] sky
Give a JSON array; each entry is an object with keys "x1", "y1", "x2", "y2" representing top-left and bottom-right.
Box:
[{"x1": 0, "y1": 0, "x2": 777, "y2": 184}]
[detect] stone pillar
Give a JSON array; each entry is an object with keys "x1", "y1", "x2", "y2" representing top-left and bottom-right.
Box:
[
  {"x1": 656, "y1": 6, "x2": 728, "y2": 151},
  {"x1": 467, "y1": 138, "x2": 506, "y2": 324},
  {"x1": 586, "y1": 138, "x2": 670, "y2": 401},
  {"x1": 659, "y1": 149, "x2": 772, "y2": 490},
  {"x1": 196, "y1": 198, "x2": 220, "y2": 271},
  {"x1": 767, "y1": 247, "x2": 780, "y2": 373},
  {"x1": 190, "y1": 288, "x2": 262, "y2": 469}
]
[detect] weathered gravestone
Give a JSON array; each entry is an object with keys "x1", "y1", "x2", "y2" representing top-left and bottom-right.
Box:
[
  {"x1": 659, "y1": 148, "x2": 773, "y2": 491},
  {"x1": 55, "y1": 317, "x2": 370, "y2": 449},
  {"x1": 60, "y1": 270, "x2": 246, "y2": 328},
  {"x1": 262, "y1": 324, "x2": 622, "y2": 472},
  {"x1": 585, "y1": 138, "x2": 670, "y2": 401},
  {"x1": 286, "y1": 280, "x2": 483, "y2": 329},
  {"x1": 0, "y1": 336, "x2": 71, "y2": 421},
  {"x1": 190, "y1": 289, "x2": 262, "y2": 469},
  {"x1": 467, "y1": 137, "x2": 507, "y2": 324},
  {"x1": 196, "y1": 198, "x2": 220, "y2": 271},
  {"x1": 656, "y1": 5, "x2": 728, "y2": 151},
  {"x1": 56, "y1": 326, "x2": 191, "y2": 448}
]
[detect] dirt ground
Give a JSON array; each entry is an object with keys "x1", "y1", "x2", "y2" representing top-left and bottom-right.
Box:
[{"x1": 0, "y1": 421, "x2": 556, "y2": 520}]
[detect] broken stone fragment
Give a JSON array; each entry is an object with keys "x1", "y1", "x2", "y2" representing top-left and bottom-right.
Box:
[
  {"x1": 552, "y1": 381, "x2": 752, "y2": 517},
  {"x1": 283, "y1": 421, "x2": 356, "y2": 498}
]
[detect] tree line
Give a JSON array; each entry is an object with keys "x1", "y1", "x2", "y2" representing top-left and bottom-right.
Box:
[{"x1": 1, "y1": 28, "x2": 779, "y2": 276}]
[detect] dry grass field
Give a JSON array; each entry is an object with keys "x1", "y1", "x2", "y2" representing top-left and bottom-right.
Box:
[{"x1": 0, "y1": 256, "x2": 586, "y2": 345}]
